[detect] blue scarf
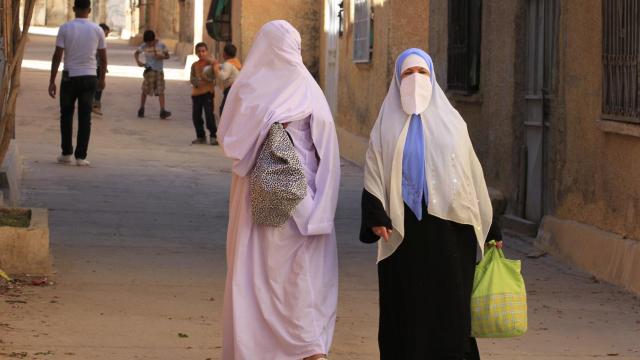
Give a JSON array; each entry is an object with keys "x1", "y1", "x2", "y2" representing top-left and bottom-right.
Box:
[{"x1": 402, "y1": 114, "x2": 428, "y2": 220}]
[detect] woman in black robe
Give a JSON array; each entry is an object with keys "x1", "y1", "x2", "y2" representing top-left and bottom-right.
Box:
[{"x1": 360, "y1": 49, "x2": 502, "y2": 359}]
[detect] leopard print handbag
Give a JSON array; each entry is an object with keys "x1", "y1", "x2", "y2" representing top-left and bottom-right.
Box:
[{"x1": 249, "y1": 123, "x2": 307, "y2": 226}]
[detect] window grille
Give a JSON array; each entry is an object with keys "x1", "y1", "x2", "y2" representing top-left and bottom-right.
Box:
[
  {"x1": 603, "y1": 0, "x2": 640, "y2": 123},
  {"x1": 353, "y1": 0, "x2": 371, "y2": 63},
  {"x1": 447, "y1": 0, "x2": 482, "y2": 93}
]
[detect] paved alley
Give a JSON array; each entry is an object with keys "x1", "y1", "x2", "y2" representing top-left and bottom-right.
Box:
[{"x1": 0, "y1": 33, "x2": 639, "y2": 360}]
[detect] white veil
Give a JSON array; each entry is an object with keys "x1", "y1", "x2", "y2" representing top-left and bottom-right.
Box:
[{"x1": 364, "y1": 48, "x2": 493, "y2": 262}]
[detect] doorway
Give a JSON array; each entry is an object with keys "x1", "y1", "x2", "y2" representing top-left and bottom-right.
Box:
[
  {"x1": 524, "y1": 0, "x2": 557, "y2": 222},
  {"x1": 324, "y1": 0, "x2": 340, "y2": 116}
]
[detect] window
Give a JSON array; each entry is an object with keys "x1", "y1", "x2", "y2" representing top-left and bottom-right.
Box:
[
  {"x1": 353, "y1": 0, "x2": 371, "y2": 63},
  {"x1": 206, "y1": 0, "x2": 232, "y2": 42},
  {"x1": 602, "y1": 0, "x2": 640, "y2": 123},
  {"x1": 447, "y1": 0, "x2": 482, "y2": 93}
]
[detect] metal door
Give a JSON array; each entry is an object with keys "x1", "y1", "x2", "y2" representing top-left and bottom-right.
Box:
[{"x1": 524, "y1": 0, "x2": 556, "y2": 221}]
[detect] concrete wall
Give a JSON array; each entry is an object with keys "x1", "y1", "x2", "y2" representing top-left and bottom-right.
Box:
[
  {"x1": 537, "y1": 216, "x2": 640, "y2": 295},
  {"x1": 553, "y1": 0, "x2": 640, "y2": 241},
  {"x1": 0, "y1": 141, "x2": 23, "y2": 207}
]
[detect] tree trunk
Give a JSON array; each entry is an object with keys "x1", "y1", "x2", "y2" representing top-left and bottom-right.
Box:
[{"x1": 0, "y1": 0, "x2": 36, "y2": 165}]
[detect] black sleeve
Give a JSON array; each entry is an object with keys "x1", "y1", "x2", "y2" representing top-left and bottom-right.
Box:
[
  {"x1": 360, "y1": 189, "x2": 393, "y2": 244},
  {"x1": 487, "y1": 214, "x2": 503, "y2": 242}
]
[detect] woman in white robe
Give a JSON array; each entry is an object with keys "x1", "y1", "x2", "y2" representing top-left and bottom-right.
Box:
[{"x1": 217, "y1": 20, "x2": 341, "y2": 360}]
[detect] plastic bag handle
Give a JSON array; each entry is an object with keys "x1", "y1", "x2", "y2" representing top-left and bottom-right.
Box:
[{"x1": 485, "y1": 240, "x2": 505, "y2": 259}]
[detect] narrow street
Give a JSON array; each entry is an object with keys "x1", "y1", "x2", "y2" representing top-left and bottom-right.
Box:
[{"x1": 0, "y1": 33, "x2": 639, "y2": 360}]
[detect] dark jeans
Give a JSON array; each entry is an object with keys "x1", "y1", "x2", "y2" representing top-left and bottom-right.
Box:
[
  {"x1": 60, "y1": 73, "x2": 97, "y2": 159},
  {"x1": 192, "y1": 93, "x2": 216, "y2": 138},
  {"x1": 220, "y1": 86, "x2": 231, "y2": 117},
  {"x1": 94, "y1": 66, "x2": 103, "y2": 103}
]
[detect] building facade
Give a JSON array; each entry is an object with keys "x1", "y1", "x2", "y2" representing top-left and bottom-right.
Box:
[
  {"x1": 322, "y1": 0, "x2": 640, "y2": 293},
  {"x1": 132, "y1": 0, "x2": 321, "y2": 76},
  {"x1": 25, "y1": 0, "x2": 137, "y2": 38}
]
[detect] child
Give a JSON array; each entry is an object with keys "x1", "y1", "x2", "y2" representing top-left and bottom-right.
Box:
[
  {"x1": 92, "y1": 23, "x2": 110, "y2": 115},
  {"x1": 211, "y1": 43, "x2": 241, "y2": 117},
  {"x1": 134, "y1": 30, "x2": 171, "y2": 119},
  {"x1": 189, "y1": 42, "x2": 217, "y2": 145}
]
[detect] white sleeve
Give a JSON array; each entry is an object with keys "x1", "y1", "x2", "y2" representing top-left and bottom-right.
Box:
[
  {"x1": 55, "y1": 25, "x2": 65, "y2": 48},
  {"x1": 97, "y1": 28, "x2": 106, "y2": 50},
  {"x1": 218, "y1": 63, "x2": 232, "y2": 81}
]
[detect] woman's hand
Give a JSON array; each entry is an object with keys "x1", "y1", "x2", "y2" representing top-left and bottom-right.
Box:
[
  {"x1": 487, "y1": 240, "x2": 503, "y2": 249},
  {"x1": 372, "y1": 226, "x2": 392, "y2": 241}
]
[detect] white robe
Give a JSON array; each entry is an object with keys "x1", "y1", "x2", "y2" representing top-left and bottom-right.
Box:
[
  {"x1": 223, "y1": 118, "x2": 338, "y2": 360},
  {"x1": 218, "y1": 21, "x2": 341, "y2": 360}
]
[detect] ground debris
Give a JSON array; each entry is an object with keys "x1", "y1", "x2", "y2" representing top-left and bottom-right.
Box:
[
  {"x1": 5, "y1": 352, "x2": 28, "y2": 358},
  {"x1": 526, "y1": 249, "x2": 548, "y2": 259},
  {"x1": 33, "y1": 350, "x2": 54, "y2": 355}
]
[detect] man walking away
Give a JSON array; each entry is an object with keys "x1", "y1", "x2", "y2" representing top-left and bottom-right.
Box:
[
  {"x1": 49, "y1": 0, "x2": 106, "y2": 167},
  {"x1": 211, "y1": 43, "x2": 241, "y2": 117},
  {"x1": 92, "y1": 23, "x2": 110, "y2": 115},
  {"x1": 134, "y1": 30, "x2": 172, "y2": 119},
  {"x1": 189, "y1": 42, "x2": 217, "y2": 145}
]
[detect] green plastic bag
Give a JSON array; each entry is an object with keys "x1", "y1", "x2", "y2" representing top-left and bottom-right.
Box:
[{"x1": 471, "y1": 241, "x2": 527, "y2": 338}]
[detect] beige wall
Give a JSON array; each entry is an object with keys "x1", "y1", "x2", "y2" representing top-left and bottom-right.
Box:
[
  {"x1": 428, "y1": 0, "x2": 640, "y2": 242},
  {"x1": 429, "y1": 0, "x2": 526, "y2": 212},
  {"x1": 553, "y1": 0, "x2": 640, "y2": 241},
  {"x1": 144, "y1": 0, "x2": 321, "y2": 72},
  {"x1": 325, "y1": 0, "x2": 429, "y2": 142},
  {"x1": 328, "y1": 0, "x2": 523, "y2": 196},
  {"x1": 234, "y1": 0, "x2": 322, "y2": 78},
  {"x1": 43, "y1": 0, "x2": 70, "y2": 26}
]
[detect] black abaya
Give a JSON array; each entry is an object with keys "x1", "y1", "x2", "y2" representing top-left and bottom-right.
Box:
[{"x1": 361, "y1": 189, "x2": 502, "y2": 360}]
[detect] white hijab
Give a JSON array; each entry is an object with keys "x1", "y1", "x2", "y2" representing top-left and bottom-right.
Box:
[
  {"x1": 364, "y1": 48, "x2": 493, "y2": 262},
  {"x1": 218, "y1": 20, "x2": 341, "y2": 236}
]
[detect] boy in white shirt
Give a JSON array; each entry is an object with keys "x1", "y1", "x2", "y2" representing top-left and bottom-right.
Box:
[
  {"x1": 48, "y1": 0, "x2": 106, "y2": 166},
  {"x1": 211, "y1": 43, "x2": 241, "y2": 117},
  {"x1": 134, "y1": 30, "x2": 172, "y2": 119},
  {"x1": 92, "y1": 23, "x2": 110, "y2": 115}
]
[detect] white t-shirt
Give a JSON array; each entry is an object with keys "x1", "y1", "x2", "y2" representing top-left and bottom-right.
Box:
[
  {"x1": 217, "y1": 62, "x2": 240, "y2": 89},
  {"x1": 55, "y1": 18, "x2": 106, "y2": 77}
]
